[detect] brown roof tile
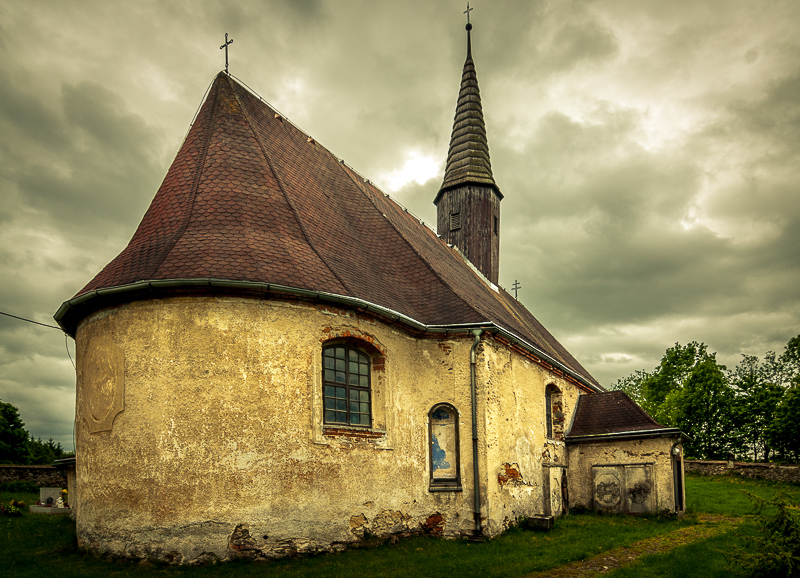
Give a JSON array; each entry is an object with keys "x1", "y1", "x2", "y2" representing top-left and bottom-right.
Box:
[
  {"x1": 58, "y1": 73, "x2": 599, "y2": 389},
  {"x1": 567, "y1": 391, "x2": 671, "y2": 438}
]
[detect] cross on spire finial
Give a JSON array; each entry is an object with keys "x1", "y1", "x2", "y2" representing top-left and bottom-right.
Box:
[
  {"x1": 464, "y1": 2, "x2": 473, "y2": 25},
  {"x1": 220, "y1": 33, "x2": 234, "y2": 75},
  {"x1": 464, "y1": 3, "x2": 473, "y2": 57}
]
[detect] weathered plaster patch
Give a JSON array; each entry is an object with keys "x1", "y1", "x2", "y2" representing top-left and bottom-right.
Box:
[
  {"x1": 498, "y1": 463, "x2": 531, "y2": 487},
  {"x1": 360, "y1": 510, "x2": 411, "y2": 537}
]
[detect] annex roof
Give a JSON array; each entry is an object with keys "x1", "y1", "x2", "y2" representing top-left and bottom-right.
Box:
[
  {"x1": 567, "y1": 391, "x2": 679, "y2": 439},
  {"x1": 54, "y1": 72, "x2": 599, "y2": 390}
]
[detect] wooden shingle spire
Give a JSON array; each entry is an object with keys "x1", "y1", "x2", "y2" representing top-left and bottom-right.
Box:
[
  {"x1": 435, "y1": 17, "x2": 502, "y2": 285},
  {"x1": 436, "y1": 20, "x2": 500, "y2": 199}
]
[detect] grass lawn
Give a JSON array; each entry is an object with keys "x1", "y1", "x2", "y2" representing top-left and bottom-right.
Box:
[
  {"x1": 604, "y1": 473, "x2": 800, "y2": 578},
  {"x1": 2, "y1": 474, "x2": 797, "y2": 578}
]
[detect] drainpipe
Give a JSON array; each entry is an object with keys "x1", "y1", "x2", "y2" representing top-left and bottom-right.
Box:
[
  {"x1": 470, "y1": 329, "x2": 483, "y2": 535},
  {"x1": 671, "y1": 441, "x2": 684, "y2": 513}
]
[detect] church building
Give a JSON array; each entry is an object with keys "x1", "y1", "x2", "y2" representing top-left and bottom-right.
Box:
[{"x1": 55, "y1": 21, "x2": 685, "y2": 563}]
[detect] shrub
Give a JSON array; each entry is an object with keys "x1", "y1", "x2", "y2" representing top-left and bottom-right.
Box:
[
  {"x1": 0, "y1": 501, "x2": 23, "y2": 517},
  {"x1": 735, "y1": 489, "x2": 800, "y2": 577}
]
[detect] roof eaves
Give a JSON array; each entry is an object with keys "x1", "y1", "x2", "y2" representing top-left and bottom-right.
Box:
[
  {"x1": 565, "y1": 428, "x2": 687, "y2": 443},
  {"x1": 433, "y1": 179, "x2": 503, "y2": 205},
  {"x1": 53, "y1": 278, "x2": 603, "y2": 392}
]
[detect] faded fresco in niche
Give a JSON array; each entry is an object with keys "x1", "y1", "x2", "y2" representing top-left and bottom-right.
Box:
[
  {"x1": 625, "y1": 465, "x2": 654, "y2": 514},
  {"x1": 82, "y1": 335, "x2": 125, "y2": 433},
  {"x1": 593, "y1": 464, "x2": 655, "y2": 514},
  {"x1": 430, "y1": 406, "x2": 457, "y2": 481},
  {"x1": 593, "y1": 468, "x2": 622, "y2": 511}
]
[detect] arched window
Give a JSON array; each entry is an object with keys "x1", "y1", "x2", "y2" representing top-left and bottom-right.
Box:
[
  {"x1": 323, "y1": 344, "x2": 371, "y2": 426},
  {"x1": 545, "y1": 384, "x2": 563, "y2": 440},
  {"x1": 429, "y1": 403, "x2": 461, "y2": 491}
]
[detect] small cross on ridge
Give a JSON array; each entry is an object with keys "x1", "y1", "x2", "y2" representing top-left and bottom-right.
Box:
[
  {"x1": 220, "y1": 33, "x2": 234, "y2": 75},
  {"x1": 512, "y1": 280, "x2": 522, "y2": 300}
]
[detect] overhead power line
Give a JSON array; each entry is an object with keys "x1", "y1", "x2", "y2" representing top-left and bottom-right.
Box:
[{"x1": 0, "y1": 310, "x2": 61, "y2": 330}]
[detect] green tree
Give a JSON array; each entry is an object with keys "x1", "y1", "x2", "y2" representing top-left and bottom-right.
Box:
[
  {"x1": 610, "y1": 369, "x2": 650, "y2": 407},
  {"x1": 640, "y1": 341, "x2": 713, "y2": 420},
  {"x1": 778, "y1": 335, "x2": 800, "y2": 384},
  {"x1": 612, "y1": 342, "x2": 735, "y2": 459},
  {"x1": 729, "y1": 354, "x2": 785, "y2": 461},
  {"x1": 0, "y1": 399, "x2": 31, "y2": 464},
  {"x1": 29, "y1": 437, "x2": 66, "y2": 465},
  {"x1": 667, "y1": 355, "x2": 735, "y2": 459},
  {"x1": 770, "y1": 383, "x2": 800, "y2": 461}
]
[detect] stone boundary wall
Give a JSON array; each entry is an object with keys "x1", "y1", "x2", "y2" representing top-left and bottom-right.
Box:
[
  {"x1": 686, "y1": 460, "x2": 800, "y2": 483},
  {"x1": 0, "y1": 465, "x2": 68, "y2": 487}
]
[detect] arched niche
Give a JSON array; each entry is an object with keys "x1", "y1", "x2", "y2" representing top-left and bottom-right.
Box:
[{"x1": 428, "y1": 403, "x2": 461, "y2": 492}]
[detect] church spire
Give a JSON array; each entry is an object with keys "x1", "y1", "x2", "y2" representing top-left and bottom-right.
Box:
[
  {"x1": 435, "y1": 16, "x2": 502, "y2": 286},
  {"x1": 436, "y1": 18, "x2": 500, "y2": 199}
]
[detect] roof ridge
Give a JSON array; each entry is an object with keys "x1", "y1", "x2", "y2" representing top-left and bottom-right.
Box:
[
  {"x1": 336, "y1": 164, "x2": 486, "y2": 322},
  {"x1": 147, "y1": 77, "x2": 219, "y2": 279},
  {"x1": 612, "y1": 390, "x2": 665, "y2": 428},
  {"x1": 227, "y1": 77, "x2": 353, "y2": 295}
]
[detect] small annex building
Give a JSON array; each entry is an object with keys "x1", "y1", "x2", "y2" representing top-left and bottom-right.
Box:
[{"x1": 55, "y1": 23, "x2": 685, "y2": 563}]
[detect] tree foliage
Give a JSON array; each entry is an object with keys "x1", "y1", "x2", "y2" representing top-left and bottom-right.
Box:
[
  {"x1": 771, "y1": 384, "x2": 800, "y2": 461},
  {"x1": 0, "y1": 399, "x2": 70, "y2": 465},
  {"x1": 29, "y1": 437, "x2": 68, "y2": 465},
  {"x1": 735, "y1": 490, "x2": 800, "y2": 578},
  {"x1": 0, "y1": 400, "x2": 31, "y2": 464},
  {"x1": 611, "y1": 334, "x2": 800, "y2": 461}
]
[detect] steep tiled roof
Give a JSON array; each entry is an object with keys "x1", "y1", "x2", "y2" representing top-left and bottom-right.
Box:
[
  {"x1": 567, "y1": 391, "x2": 676, "y2": 438},
  {"x1": 55, "y1": 72, "x2": 599, "y2": 389},
  {"x1": 436, "y1": 24, "x2": 499, "y2": 202}
]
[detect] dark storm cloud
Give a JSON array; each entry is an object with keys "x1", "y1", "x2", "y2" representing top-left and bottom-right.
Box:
[{"x1": 0, "y1": 75, "x2": 163, "y2": 238}]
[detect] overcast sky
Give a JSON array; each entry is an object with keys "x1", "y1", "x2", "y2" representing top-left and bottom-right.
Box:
[{"x1": 1, "y1": 0, "x2": 798, "y2": 451}]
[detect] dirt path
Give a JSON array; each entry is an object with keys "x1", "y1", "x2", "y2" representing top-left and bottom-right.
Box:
[{"x1": 522, "y1": 514, "x2": 742, "y2": 578}]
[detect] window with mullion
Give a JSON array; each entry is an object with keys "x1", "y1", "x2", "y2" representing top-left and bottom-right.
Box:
[{"x1": 323, "y1": 345, "x2": 371, "y2": 426}]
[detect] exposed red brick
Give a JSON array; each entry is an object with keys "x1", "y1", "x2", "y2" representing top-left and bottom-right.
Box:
[
  {"x1": 323, "y1": 427, "x2": 385, "y2": 441},
  {"x1": 498, "y1": 463, "x2": 524, "y2": 486},
  {"x1": 423, "y1": 513, "x2": 445, "y2": 535}
]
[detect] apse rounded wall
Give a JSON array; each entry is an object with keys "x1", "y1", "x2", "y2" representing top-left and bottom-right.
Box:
[{"x1": 73, "y1": 295, "x2": 478, "y2": 563}]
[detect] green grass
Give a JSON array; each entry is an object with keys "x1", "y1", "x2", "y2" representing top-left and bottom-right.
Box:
[
  {"x1": 606, "y1": 521, "x2": 761, "y2": 578},
  {"x1": 2, "y1": 474, "x2": 798, "y2": 578},
  {"x1": 685, "y1": 472, "x2": 800, "y2": 516},
  {"x1": 603, "y1": 474, "x2": 800, "y2": 578}
]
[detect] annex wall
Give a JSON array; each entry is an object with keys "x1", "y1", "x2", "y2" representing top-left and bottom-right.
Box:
[
  {"x1": 567, "y1": 436, "x2": 684, "y2": 515},
  {"x1": 74, "y1": 296, "x2": 481, "y2": 563}
]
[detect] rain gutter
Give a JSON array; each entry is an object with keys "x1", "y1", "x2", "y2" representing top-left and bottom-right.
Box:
[
  {"x1": 54, "y1": 279, "x2": 603, "y2": 393},
  {"x1": 565, "y1": 427, "x2": 688, "y2": 443}
]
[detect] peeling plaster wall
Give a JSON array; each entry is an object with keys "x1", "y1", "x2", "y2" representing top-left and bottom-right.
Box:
[
  {"x1": 74, "y1": 296, "x2": 481, "y2": 563},
  {"x1": 567, "y1": 436, "x2": 683, "y2": 515},
  {"x1": 478, "y1": 338, "x2": 585, "y2": 535}
]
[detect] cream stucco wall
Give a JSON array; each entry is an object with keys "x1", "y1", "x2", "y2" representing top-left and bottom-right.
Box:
[
  {"x1": 567, "y1": 436, "x2": 684, "y2": 515},
  {"x1": 477, "y1": 338, "x2": 588, "y2": 535},
  {"x1": 75, "y1": 296, "x2": 497, "y2": 563}
]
